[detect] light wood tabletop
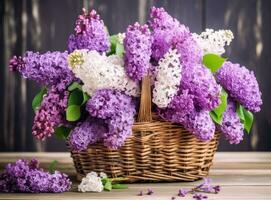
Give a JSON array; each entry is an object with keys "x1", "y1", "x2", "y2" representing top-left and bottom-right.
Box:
[{"x1": 0, "y1": 152, "x2": 271, "y2": 200}]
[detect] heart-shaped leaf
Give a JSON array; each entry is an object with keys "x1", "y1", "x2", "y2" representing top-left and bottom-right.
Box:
[
  {"x1": 48, "y1": 160, "x2": 58, "y2": 174},
  {"x1": 103, "y1": 179, "x2": 112, "y2": 191},
  {"x1": 243, "y1": 108, "x2": 254, "y2": 133},
  {"x1": 236, "y1": 104, "x2": 254, "y2": 133},
  {"x1": 32, "y1": 87, "x2": 47, "y2": 110},
  {"x1": 210, "y1": 111, "x2": 222, "y2": 125},
  {"x1": 66, "y1": 105, "x2": 81, "y2": 121},
  {"x1": 68, "y1": 89, "x2": 83, "y2": 106},
  {"x1": 68, "y1": 82, "x2": 82, "y2": 91},
  {"x1": 210, "y1": 90, "x2": 228, "y2": 125},
  {"x1": 55, "y1": 126, "x2": 71, "y2": 139},
  {"x1": 203, "y1": 53, "x2": 226, "y2": 73}
]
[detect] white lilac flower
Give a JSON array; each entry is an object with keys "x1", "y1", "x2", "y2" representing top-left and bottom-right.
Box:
[
  {"x1": 152, "y1": 49, "x2": 182, "y2": 108},
  {"x1": 68, "y1": 50, "x2": 140, "y2": 97},
  {"x1": 78, "y1": 172, "x2": 103, "y2": 192},
  {"x1": 99, "y1": 172, "x2": 107, "y2": 179},
  {"x1": 193, "y1": 29, "x2": 234, "y2": 55},
  {"x1": 116, "y1": 33, "x2": 125, "y2": 44}
]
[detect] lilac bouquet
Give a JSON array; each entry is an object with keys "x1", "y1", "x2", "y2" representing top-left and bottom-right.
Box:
[{"x1": 9, "y1": 7, "x2": 262, "y2": 152}]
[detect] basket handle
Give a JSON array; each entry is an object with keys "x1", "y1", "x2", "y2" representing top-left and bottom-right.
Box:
[{"x1": 137, "y1": 75, "x2": 152, "y2": 122}]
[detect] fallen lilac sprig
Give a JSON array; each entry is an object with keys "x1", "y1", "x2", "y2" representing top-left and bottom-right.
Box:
[
  {"x1": 193, "y1": 178, "x2": 221, "y2": 194},
  {"x1": 176, "y1": 178, "x2": 221, "y2": 199}
]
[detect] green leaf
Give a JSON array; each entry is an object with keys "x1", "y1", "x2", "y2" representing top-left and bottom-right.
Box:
[
  {"x1": 68, "y1": 89, "x2": 83, "y2": 106},
  {"x1": 213, "y1": 90, "x2": 228, "y2": 116},
  {"x1": 203, "y1": 53, "x2": 226, "y2": 73},
  {"x1": 210, "y1": 90, "x2": 228, "y2": 125},
  {"x1": 103, "y1": 179, "x2": 112, "y2": 191},
  {"x1": 243, "y1": 108, "x2": 254, "y2": 133},
  {"x1": 112, "y1": 184, "x2": 128, "y2": 189},
  {"x1": 236, "y1": 104, "x2": 245, "y2": 123},
  {"x1": 66, "y1": 105, "x2": 81, "y2": 121},
  {"x1": 55, "y1": 126, "x2": 71, "y2": 139},
  {"x1": 236, "y1": 104, "x2": 254, "y2": 134},
  {"x1": 116, "y1": 43, "x2": 124, "y2": 56},
  {"x1": 210, "y1": 111, "x2": 222, "y2": 125},
  {"x1": 108, "y1": 34, "x2": 124, "y2": 56},
  {"x1": 48, "y1": 160, "x2": 58, "y2": 174},
  {"x1": 68, "y1": 82, "x2": 82, "y2": 91},
  {"x1": 32, "y1": 87, "x2": 47, "y2": 110},
  {"x1": 82, "y1": 92, "x2": 90, "y2": 105}
]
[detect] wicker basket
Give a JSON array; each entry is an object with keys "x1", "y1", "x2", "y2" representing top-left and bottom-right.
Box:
[{"x1": 68, "y1": 75, "x2": 220, "y2": 182}]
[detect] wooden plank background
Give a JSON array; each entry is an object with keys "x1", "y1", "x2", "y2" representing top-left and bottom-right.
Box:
[{"x1": 0, "y1": 0, "x2": 270, "y2": 152}]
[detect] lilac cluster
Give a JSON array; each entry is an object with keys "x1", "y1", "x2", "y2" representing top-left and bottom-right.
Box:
[
  {"x1": 32, "y1": 87, "x2": 69, "y2": 140},
  {"x1": 218, "y1": 99, "x2": 244, "y2": 144},
  {"x1": 159, "y1": 91, "x2": 215, "y2": 141},
  {"x1": 9, "y1": 51, "x2": 75, "y2": 91},
  {"x1": 148, "y1": 7, "x2": 202, "y2": 65},
  {"x1": 86, "y1": 89, "x2": 136, "y2": 149},
  {"x1": 68, "y1": 8, "x2": 110, "y2": 53},
  {"x1": 185, "y1": 110, "x2": 216, "y2": 141},
  {"x1": 69, "y1": 117, "x2": 108, "y2": 151},
  {"x1": 158, "y1": 89, "x2": 195, "y2": 123},
  {"x1": 181, "y1": 64, "x2": 221, "y2": 110},
  {"x1": 0, "y1": 159, "x2": 71, "y2": 193},
  {"x1": 216, "y1": 61, "x2": 262, "y2": 112},
  {"x1": 124, "y1": 22, "x2": 152, "y2": 81}
]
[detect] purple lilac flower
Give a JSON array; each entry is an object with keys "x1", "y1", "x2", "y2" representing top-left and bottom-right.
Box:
[
  {"x1": 86, "y1": 89, "x2": 136, "y2": 149},
  {"x1": 69, "y1": 117, "x2": 107, "y2": 151},
  {"x1": 0, "y1": 159, "x2": 71, "y2": 193},
  {"x1": 184, "y1": 110, "x2": 216, "y2": 141},
  {"x1": 32, "y1": 87, "x2": 68, "y2": 140},
  {"x1": 193, "y1": 193, "x2": 208, "y2": 200},
  {"x1": 68, "y1": 8, "x2": 110, "y2": 53},
  {"x1": 213, "y1": 185, "x2": 221, "y2": 194},
  {"x1": 195, "y1": 178, "x2": 213, "y2": 192},
  {"x1": 158, "y1": 89, "x2": 195, "y2": 123},
  {"x1": 9, "y1": 51, "x2": 75, "y2": 91},
  {"x1": 148, "y1": 7, "x2": 202, "y2": 65},
  {"x1": 149, "y1": 6, "x2": 181, "y2": 31},
  {"x1": 216, "y1": 61, "x2": 262, "y2": 112},
  {"x1": 178, "y1": 188, "x2": 189, "y2": 197},
  {"x1": 181, "y1": 64, "x2": 221, "y2": 110},
  {"x1": 218, "y1": 99, "x2": 244, "y2": 144},
  {"x1": 195, "y1": 178, "x2": 221, "y2": 194},
  {"x1": 176, "y1": 36, "x2": 203, "y2": 67},
  {"x1": 147, "y1": 188, "x2": 154, "y2": 195},
  {"x1": 124, "y1": 22, "x2": 152, "y2": 81}
]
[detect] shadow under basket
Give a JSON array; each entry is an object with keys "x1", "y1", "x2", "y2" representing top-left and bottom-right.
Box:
[{"x1": 67, "y1": 75, "x2": 220, "y2": 182}]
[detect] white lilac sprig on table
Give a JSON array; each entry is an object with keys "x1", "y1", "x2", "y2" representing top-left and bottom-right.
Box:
[
  {"x1": 78, "y1": 171, "x2": 128, "y2": 192},
  {"x1": 9, "y1": 7, "x2": 262, "y2": 152}
]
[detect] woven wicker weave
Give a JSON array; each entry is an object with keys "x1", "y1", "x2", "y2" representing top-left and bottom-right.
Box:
[{"x1": 68, "y1": 75, "x2": 220, "y2": 182}]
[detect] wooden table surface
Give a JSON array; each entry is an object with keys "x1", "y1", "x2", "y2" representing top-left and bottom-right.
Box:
[{"x1": 0, "y1": 152, "x2": 271, "y2": 200}]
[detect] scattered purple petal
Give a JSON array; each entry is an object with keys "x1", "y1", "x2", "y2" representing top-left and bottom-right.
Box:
[
  {"x1": 147, "y1": 188, "x2": 154, "y2": 195},
  {"x1": 213, "y1": 185, "x2": 221, "y2": 194},
  {"x1": 178, "y1": 188, "x2": 189, "y2": 197},
  {"x1": 193, "y1": 193, "x2": 208, "y2": 200}
]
